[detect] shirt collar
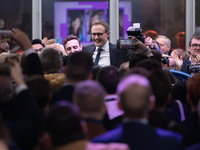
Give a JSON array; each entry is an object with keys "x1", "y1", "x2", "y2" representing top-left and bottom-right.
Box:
[
  {"x1": 123, "y1": 118, "x2": 149, "y2": 125},
  {"x1": 95, "y1": 41, "x2": 109, "y2": 51}
]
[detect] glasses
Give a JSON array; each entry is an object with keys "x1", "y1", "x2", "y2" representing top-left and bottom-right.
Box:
[
  {"x1": 35, "y1": 48, "x2": 43, "y2": 53},
  {"x1": 91, "y1": 32, "x2": 106, "y2": 37},
  {"x1": 191, "y1": 44, "x2": 200, "y2": 49}
]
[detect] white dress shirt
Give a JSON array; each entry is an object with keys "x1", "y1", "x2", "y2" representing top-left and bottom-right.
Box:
[{"x1": 92, "y1": 41, "x2": 111, "y2": 67}]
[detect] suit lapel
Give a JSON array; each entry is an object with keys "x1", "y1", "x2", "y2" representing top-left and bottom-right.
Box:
[
  {"x1": 85, "y1": 44, "x2": 96, "y2": 56},
  {"x1": 109, "y1": 43, "x2": 118, "y2": 66}
]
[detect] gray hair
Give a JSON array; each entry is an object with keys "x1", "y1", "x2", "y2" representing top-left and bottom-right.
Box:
[
  {"x1": 156, "y1": 35, "x2": 171, "y2": 46},
  {"x1": 39, "y1": 47, "x2": 62, "y2": 73}
]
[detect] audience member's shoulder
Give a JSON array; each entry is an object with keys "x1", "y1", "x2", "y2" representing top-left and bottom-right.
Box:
[
  {"x1": 185, "y1": 142, "x2": 200, "y2": 150},
  {"x1": 155, "y1": 127, "x2": 183, "y2": 141},
  {"x1": 83, "y1": 44, "x2": 95, "y2": 49},
  {"x1": 91, "y1": 124, "x2": 123, "y2": 143}
]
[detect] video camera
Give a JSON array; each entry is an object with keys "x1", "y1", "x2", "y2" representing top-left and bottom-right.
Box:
[
  {"x1": 117, "y1": 23, "x2": 144, "y2": 50},
  {"x1": 187, "y1": 63, "x2": 200, "y2": 74}
]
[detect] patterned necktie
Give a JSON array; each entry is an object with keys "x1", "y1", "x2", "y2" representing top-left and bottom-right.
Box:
[{"x1": 94, "y1": 48, "x2": 102, "y2": 66}]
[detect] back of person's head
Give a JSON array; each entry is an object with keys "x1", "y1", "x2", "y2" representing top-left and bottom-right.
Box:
[
  {"x1": 150, "y1": 49, "x2": 162, "y2": 63},
  {"x1": 91, "y1": 66, "x2": 101, "y2": 80},
  {"x1": 119, "y1": 62, "x2": 130, "y2": 78},
  {"x1": 65, "y1": 51, "x2": 93, "y2": 82},
  {"x1": 129, "y1": 52, "x2": 149, "y2": 69},
  {"x1": 46, "y1": 39, "x2": 56, "y2": 45},
  {"x1": 24, "y1": 75, "x2": 50, "y2": 111},
  {"x1": 135, "y1": 58, "x2": 162, "y2": 72},
  {"x1": 73, "y1": 80, "x2": 105, "y2": 119},
  {"x1": 127, "y1": 67, "x2": 150, "y2": 77},
  {"x1": 92, "y1": 20, "x2": 110, "y2": 33},
  {"x1": 96, "y1": 66, "x2": 120, "y2": 94},
  {"x1": 19, "y1": 52, "x2": 28, "y2": 75},
  {"x1": 45, "y1": 101, "x2": 85, "y2": 148},
  {"x1": 172, "y1": 81, "x2": 187, "y2": 106},
  {"x1": 0, "y1": 64, "x2": 13, "y2": 104},
  {"x1": 143, "y1": 30, "x2": 158, "y2": 40},
  {"x1": 187, "y1": 73, "x2": 200, "y2": 108},
  {"x1": 147, "y1": 69, "x2": 171, "y2": 108},
  {"x1": 117, "y1": 75, "x2": 153, "y2": 118},
  {"x1": 39, "y1": 47, "x2": 62, "y2": 74}
]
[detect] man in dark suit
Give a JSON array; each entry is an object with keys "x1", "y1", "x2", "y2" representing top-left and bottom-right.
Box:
[
  {"x1": 83, "y1": 20, "x2": 131, "y2": 68},
  {"x1": 91, "y1": 75, "x2": 184, "y2": 150}
]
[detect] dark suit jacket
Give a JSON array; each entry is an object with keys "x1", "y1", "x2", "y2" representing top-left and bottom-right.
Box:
[
  {"x1": 182, "y1": 111, "x2": 200, "y2": 145},
  {"x1": 92, "y1": 122, "x2": 184, "y2": 150},
  {"x1": 83, "y1": 42, "x2": 131, "y2": 68},
  {"x1": 51, "y1": 84, "x2": 74, "y2": 105},
  {"x1": 181, "y1": 58, "x2": 189, "y2": 73},
  {"x1": 185, "y1": 142, "x2": 200, "y2": 150}
]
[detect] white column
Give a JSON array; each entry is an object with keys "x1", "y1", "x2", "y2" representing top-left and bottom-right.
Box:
[
  {"x1": 185, "y1": 0, "x2": 195, "y2": 52},
  {"x1": 32, "y1": 0, "x2": 42, "y2": 39},
  {"x1": 109, "y1": 0, "x2": 119, "y2": 44}
]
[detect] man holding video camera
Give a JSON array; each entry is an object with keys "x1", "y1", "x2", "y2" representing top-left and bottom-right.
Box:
[
  {"x1": 83, "y1": 20, "x2": 131, "y2": 68},
  {"x1": 181, "y1": 35, "x2": 200, "y2": 74}
]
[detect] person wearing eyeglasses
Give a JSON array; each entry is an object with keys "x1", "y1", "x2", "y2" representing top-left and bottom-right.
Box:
[
  {"x1": 181, "y1": 35, "x2": 200, "y2": 73},
  {"x1": 31, "y1": 38, "x2": 45, "y2": 54},
  {"x1": 83, "y1": 20, "x2": 131, "y2": 68}
]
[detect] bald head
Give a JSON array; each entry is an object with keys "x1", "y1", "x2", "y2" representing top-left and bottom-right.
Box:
[{"x1": 117, "y1": 75, "x2": 153, "y2": 118}]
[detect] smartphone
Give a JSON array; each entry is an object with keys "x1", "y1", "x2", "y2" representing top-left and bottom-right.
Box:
[
  {"x1": 0, "y1": 30, "x2": 12, "y2": 42},
  {"x1": 117, "y1": 39, "x2": 137, "y2": 50}
]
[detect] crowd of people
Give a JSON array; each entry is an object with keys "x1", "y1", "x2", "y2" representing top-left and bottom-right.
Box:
[{"x1": 0, "y1": 20, "x2": 200, "y2": 150}]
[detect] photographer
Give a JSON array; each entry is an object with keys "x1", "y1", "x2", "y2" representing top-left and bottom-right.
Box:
[{"x1": 117, "y1": 23, "x2": 155, "y2": 58}]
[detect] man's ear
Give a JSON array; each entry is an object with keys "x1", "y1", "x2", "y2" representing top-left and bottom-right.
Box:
[
  {"x1": 80, "y1": 44, "x2": 83, "y2": 51},
  {"x1": 107, "y1": 31, "x2": 110, "y2": 38},
  {"x1": 187, "y1": 46, "x2": 191, "y2": 53},
  {"x1": 167, "y1": 45, "x2": 171, "y2": 51}
]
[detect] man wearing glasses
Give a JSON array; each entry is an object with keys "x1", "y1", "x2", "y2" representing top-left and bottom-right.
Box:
[
  {"x1": 181, "y1": 35, "x2": 200, "y2": 73},
  {"x1": 83, "y1": 20, "x2": 131, "y2": 68},
  {"x1": 31, "y1": 38, "x2": 45, "y2": 54}
]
